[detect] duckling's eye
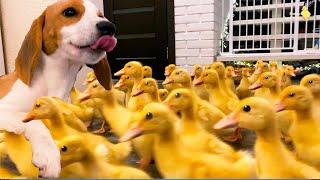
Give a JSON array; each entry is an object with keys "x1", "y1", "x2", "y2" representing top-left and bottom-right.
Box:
[
  {"x1": 35, "y1": 103, "x2": 41, "y2": 108},
  {"x1": 61, "y1": 146, "x2": 68, "y2": 152},
  {"x1": 92, "y1": 84, "x2": 98, "y2": 88},
  {"x1": 175, "y1": 72, "x2": 180, "y2": 75},
  {"x1": 175, "y1": 93, "x2": 181, "y2": 98},
  {"x1": 126, "y1": 77, "x2": 130, "y2": 80},
  {"x1": 205, "y1": 74, "x2": 209, "y2": 77},
  {"x1": 243, "y1": 105, "x2": 251, "y2": 112},
  {"x1": 128, "y1": 65, "x2": 131, "y2": 68},
  {"x1": 265, "y1": 76, "x2": 269, "y2": 79},
  {"x1": 146, "y1": 112, "x2": 153, "y2": 120},
  {"x1": 309, "y1": 80, "x2": 313, "y2": 84},
  {"x1": 145, "y1": 82, "x2": 150, "y2": 86},
  {"x1": 289, "y1": 93, "x2": 295, "y2": 97}
]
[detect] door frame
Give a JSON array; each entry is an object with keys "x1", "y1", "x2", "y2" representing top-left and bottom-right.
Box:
[
  {"x1": 103, "y1": 0, "x2": 175, "y2": 65},
  {"x1": 0, "y1": 25, "x2": 5, "y2": 76}
]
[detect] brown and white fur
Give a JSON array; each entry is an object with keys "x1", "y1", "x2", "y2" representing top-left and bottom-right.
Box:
[{"x1": 0, "y1": 0, "x2": 116, "y2": 177}]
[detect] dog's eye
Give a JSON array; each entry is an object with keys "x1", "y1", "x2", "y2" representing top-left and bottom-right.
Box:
[
  {"x1": 309, "y1": 80, "x2": 313, "y2": 84},
  {"x1": 61, "y1": 146, "x2": 68, "y2": 152},
  {"x1": 35, "y1": 103, "x2": 41, "y2": 108},
  {"x1": 175, "y1": 93, "x2": 181, "y2": 98},
  {"x1": 146, "y1": 112, "x2": 153, "y2": 120},
  {"x1": 63, "y1": 7, "x2": 77, "y2": 17},
  {"x1": 265, "y1": 76, "x2": 269, "y2": 79},
  {"x1": 243, "y1": 105, "x2": 251, "y2": 112},
  {"x1": 127, "y1": 66, "x2": 131, "y2": 68},
  {"x1": 126, "y1": 77, "x2": 130, "y2": 80},
  {"x1": 289, "y1": 93, "x2": 295, "y2": 97},
  {"x1": 93, "y1": 84, "x2": 98, "y2": 88},
  {"x1": 205, "y1": 74, "x2": 209, "y2": 77}
]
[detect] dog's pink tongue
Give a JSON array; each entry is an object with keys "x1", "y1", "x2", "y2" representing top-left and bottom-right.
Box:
[{"x1": 91, "y1": 35, "x2": 117, "y2": 52}]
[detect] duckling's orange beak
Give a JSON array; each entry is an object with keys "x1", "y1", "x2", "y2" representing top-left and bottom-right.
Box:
[
  {"x1": 190, "y1": 71, "x2": 196, "y2": 77},
  {"x1": 131, "y1": 89, "x2": 144, "y2": 97},
  {"x1": 114, "y1": 81, "x2": 124, "y2": 89},
  {"x1": 274, "y1": 101, "x2": 286, "y2": 112},
  {"x1": 249, "y1": 81, "x2": 263, "y2": 90},
  {"x1": 22, "y1": 112, "x2": 36, "y2": 123},
  {"x1": 78, "y1": 92, "x2": 92, "y2": 102},
  {"x1": 114, "y1": 69, "x2": 125, "y2": 76},
  {"x1": 120, "y1": 127, "x2": 143, "y2": 142},
  {"x1": 193, "y1": 78, "x2": 204, "y2": 86},
  {"x1": 214, "y1": 114, "x2": 238, "y2": 130},
  {"x1": 231, "y1": 71, "x2": 237, "y2": 77},
  {"x1": 163, "y1": 78, "x2": 174, "y2": 85}
]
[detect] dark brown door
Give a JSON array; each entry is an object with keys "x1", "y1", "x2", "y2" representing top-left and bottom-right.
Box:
[{"x1": 104, "y1": 0, "x2": 175, "y2": 80}]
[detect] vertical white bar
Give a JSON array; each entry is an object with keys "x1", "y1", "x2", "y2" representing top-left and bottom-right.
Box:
[
  {"x1": 293, "y1": 0, "x2": 300, "y2": 51},
  {"x1": 275, "y1": 0, "x2": 278, "y2": 49},
  {"x1": 259, "y1": 0, "x2": 262, "y2": 49},
  {"x1": 267, "y1": 0, "x2": 270, "y2": 48},
  {"x1": 290, "y1": 0, "x2": 293, "y2": 48},
  {"x1": 239, "y1": 0, "x2": 241, "y2": 50},
  {"x1": 246, "y1": 0, "x2": 248, "y2": 50},
  {"x1": 264, "y1": 0, "x2": 266, "y2": 49},
  {"x1": 312, "y1": 0, "x2": 316, "y2": 48},
  {"x1": 304, "y1": 0, "x2": 309, "y2": 50},
  {"x1": 253, "y1": 0, "x2": 256, "y2": 49},
  {"x1": 282, "y1": 0, "x2": 285, "y2": 49},
  {"x1": 229, "y1": 0, "x2": 234, "y2": 53},
  {"x1": 0, "y1": 25, "x2": 5, "y2": 76}
]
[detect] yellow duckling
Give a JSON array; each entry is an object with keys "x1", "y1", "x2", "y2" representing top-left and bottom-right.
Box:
[
  {"x1": 269, "y1": 61, "x2": 278, "y2": 73},
  {"x1": 211, "y1": 62, "x2": 238, "y2": 99},
  {"x1": 121, "y1": 103, "x2": 256, "y2": 178},
  {"x1": 162, "y1": 68, "x2": 189, "y2": 90},
  {"x1": 278, "y1": 65, "x2": 296, "y2": 90},
  {"x1": 249, "y1": 72, "x2": 280, "y2": 103},
  {"x1": 300, "y1": 74, "x2": 320, "y2": 118},
  {"x1": 276, "y1": 85, "x2": 320, "y2": 170},
  {"x1": 22, "y1": 97, "x2": 131, "y2": 165},
  {"x1": 215, "y1": 97, "x2": 320, "y2": 178},
  {"x1": 194, "y1": 69, "x2": 238, "y2": 114},
  {"x1": 132, "y1": 78, "x2": 160, "y2": 102},
  {"x1": 57, "y1": 135, "x2": 151, "y2": 179},
  {"x1": 225, "y1": 66, "x2": 237, "y2": 93},
  {"x1": 163, "y1": 64, "x2": 177, "y2": 92},
  {"x1": 78, "y1": 80, "x2": 154, "y2": 169},
  {"x1": 114, "y1": 75, "x2": 134, "y2": 107},
  {"x1": 236, "y1": 68, "x2": 252, "y2": 99},
  {"x1": 249, "y1": 62, "x2": 269, "y2": 84},
  {"x1": 164, "y1": 88, "x2": 247, "y2": 158},
  {"x1": 301, "y1": 6, "x2": 311, "y2": 21},
  {"x1": 142, "y1": 66, "x2": 152, "y2": 78},
  {"x1": 250, "y1": 72, "x2": 294, "y2": 142},
  {"x1": 0, "y1": 167, "x2": 24, "y2": 179},
  {"x1": 158, "y1": 89, "x2": 169, "y2": 102},
  {"x1": 114, "y1": 61, "x2": 152, "y2": 112},
  {"x1": 191, "y1": 64, "x2": 210, "y2": 101}
]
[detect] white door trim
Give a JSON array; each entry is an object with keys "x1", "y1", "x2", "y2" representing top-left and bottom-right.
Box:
[{"x1": 0, "y1": 25, "x2": 5, "y2": 76}]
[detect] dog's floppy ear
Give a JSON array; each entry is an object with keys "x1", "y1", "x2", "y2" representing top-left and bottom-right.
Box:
[
  {"x1": 92, "y1": 57, "x2": 112, "y2": 90},
  {"x1": 15, "y1": 12, "x2": 45, "y2": 86}
]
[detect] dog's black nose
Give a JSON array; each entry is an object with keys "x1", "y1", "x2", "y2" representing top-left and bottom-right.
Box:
[{"x1": 96, "y1": 21, "x2": 116, "y2": 36}]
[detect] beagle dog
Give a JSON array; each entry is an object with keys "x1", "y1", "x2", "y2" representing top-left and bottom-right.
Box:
[{"x1": 0, "y1": 0, "x2": 116, "y2": 178}]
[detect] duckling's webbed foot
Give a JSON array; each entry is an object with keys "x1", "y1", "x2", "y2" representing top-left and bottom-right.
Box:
[
  {"x1": 93, "y1": 121, "x2": 106, "y2": 134},
  {"x1": 138, "y1": 157, "x2": 151, "y2": 170}
]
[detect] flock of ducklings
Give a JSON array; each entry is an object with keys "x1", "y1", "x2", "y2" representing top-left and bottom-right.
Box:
[{"x1": 1, "y1": 60, "x2": 320, "y2": 178}]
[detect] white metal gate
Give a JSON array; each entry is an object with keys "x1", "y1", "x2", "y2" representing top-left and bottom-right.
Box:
[{"x1": 219, "y1": 0, "x2": 320, "y2": 61}]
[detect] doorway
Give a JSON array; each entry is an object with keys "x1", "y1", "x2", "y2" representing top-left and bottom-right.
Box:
[{"x1": 103, "y1": 0, "x2": 175, "y2": 79}]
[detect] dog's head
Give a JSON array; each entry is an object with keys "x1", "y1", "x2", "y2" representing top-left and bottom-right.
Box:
[{"x1": 15, "y1": 0, "x2": 116, "y2": 89}]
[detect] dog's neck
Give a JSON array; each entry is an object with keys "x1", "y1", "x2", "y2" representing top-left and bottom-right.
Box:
[{"x1": 41, "y1": 51, "x2": 83, "y2": 100}]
